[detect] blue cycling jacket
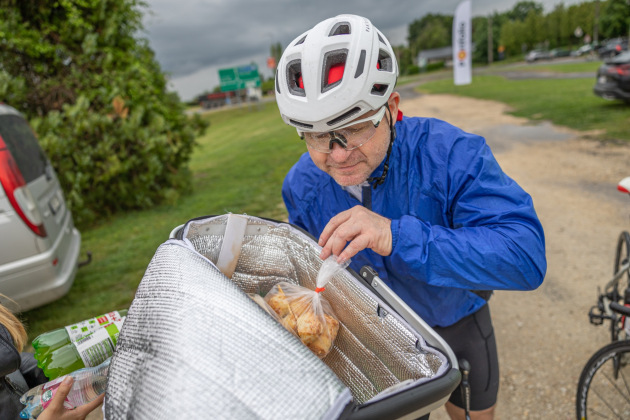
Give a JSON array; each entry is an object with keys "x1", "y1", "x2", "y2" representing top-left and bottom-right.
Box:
[{"x1": 282, "y1": 116, "x2": 547, "y2": 327}]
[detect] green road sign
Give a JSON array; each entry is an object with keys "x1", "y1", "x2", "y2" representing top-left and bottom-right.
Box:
[{"x1": 219, "y1": 64, "x2": 261, "y2": 92}]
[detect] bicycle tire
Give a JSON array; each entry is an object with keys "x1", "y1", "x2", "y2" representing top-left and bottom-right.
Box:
[{"x1": 576, "y1": 340, "x2": 630, "y2": 420}]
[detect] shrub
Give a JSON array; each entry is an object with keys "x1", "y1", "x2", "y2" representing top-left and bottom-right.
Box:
[{"x1": 0, "y1": 0, "x2": 208, "y2": 226}]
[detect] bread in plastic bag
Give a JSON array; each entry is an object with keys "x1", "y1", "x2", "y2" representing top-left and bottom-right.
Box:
[
  {"x1": 249, "y1": 293, "x2": 281, "y2": 321},
  {"x1": 264, "y1": 257, "x2": 349, "y2": 358}
]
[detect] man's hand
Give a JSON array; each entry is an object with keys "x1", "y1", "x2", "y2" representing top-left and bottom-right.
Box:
[
  {"x1": 38, "y1": 376, "x2": 105, "y2": 420},
  {"x1": 318, "y1": 206, "x2": 392, "y2": 262}
]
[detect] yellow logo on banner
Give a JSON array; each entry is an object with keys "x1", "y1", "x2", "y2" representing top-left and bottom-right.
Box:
[{"x1": 458, "y1": 50, "x2": 467, "y2": 61}]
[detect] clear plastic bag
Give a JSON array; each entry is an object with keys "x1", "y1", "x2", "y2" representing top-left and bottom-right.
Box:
[
  {"x1": 248, "y1": 293, "x2": 282, "y2": 322},
  {"x1": 264, "y1": 257, "x2": 349, "y2": 358}
]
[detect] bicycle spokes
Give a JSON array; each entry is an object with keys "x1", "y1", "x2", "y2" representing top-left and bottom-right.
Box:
[{"x1": 579, "y1": 343, "x2": 630, "y2": 419}]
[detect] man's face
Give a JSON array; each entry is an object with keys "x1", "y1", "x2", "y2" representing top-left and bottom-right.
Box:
[{"x1": 307, "y1": 106, "x2": 392, "y2": 187}]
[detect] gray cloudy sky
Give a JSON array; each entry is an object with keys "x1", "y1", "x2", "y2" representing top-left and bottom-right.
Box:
[{"x1": 142, "y1": 0, "x2": 585, "y2": 101}]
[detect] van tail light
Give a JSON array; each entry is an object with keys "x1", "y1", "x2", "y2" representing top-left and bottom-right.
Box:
[{"x1": 0, "y1": 135, "x2": 47, "y2": 237}]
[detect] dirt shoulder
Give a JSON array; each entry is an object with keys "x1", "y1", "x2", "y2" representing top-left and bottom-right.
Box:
[{"x1": 403, "y1": 94, "x2": 630, "y2": 419}]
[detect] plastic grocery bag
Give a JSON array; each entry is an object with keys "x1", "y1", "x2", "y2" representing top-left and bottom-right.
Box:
[{"x1": 264, "y1": 257, "x2": 350, "y2": 358}]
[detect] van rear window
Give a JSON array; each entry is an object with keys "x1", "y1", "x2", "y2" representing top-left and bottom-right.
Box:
[{"x1": 0, "y1": 114, "x2": 47, "y2": 183}]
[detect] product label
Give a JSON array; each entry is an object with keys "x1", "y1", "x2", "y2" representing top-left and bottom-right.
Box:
[
  {"x1": 73, "y1": 321, "x2": 121, "y2": 367},
  {"x1": 40, "y1": 376, "x2": 73, "y2": 410},
  {"x1": 65, "y1": 311, "x2": 123, "y2": 342}
]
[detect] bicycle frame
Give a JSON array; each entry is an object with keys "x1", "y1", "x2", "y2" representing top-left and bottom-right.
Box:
[{"x1": 588, "y1": 233, "x2": 630, "y2": 342}]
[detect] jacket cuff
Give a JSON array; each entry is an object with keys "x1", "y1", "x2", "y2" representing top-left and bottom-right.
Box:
[{"x1": 390, "y1": 218, "x2": 400, "y2": 255}]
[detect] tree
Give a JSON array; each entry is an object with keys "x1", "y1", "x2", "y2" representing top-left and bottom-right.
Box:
[
  {"x1": 473, "y1": 13, "x2": 508, "y2": 63},
  {"x1": 393, "y1": 45, "x2": 415, "y2": 75},
  {"x1": 0, "y1": 0, "x2": 207, "y2": 226},
  {"x1": 524, "y1": 8, "x2": 547, "y2": 49},
  {"x1": 507, "y1": 1, "x2": 544, "y2": 21},
  {"x1": 408, "y1": 14, "x2": 453, "y2": 55},
  {"x1": 567, "y1": 2, "x2": 597, "y2": 44},
  {"x1": 270, "y1": 42, "x2": 283, "y2": 72},
  {"x1": 600, "y1": 0, "x2": 630, "y2": 39},
  {"x1": 500, "y1": 19, "x2": 528, "y2": 55}
]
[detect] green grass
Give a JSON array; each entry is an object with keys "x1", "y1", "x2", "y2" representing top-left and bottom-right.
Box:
[
  {"x1": 418, "y1": 75, "x2": 630, "y2": 141},
  {"x1": 502, "y1": 61, "x2": 602, "y2": 73},
  {"x1": 21, "y1": 102, "x2": 305, "y2": 340}
]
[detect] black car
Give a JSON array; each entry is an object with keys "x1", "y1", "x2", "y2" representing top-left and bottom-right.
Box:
[
  {"x1": 597, "y1": 37, "x2": 629, "y2": 59},
  {"x1": 593, "y1": 51, "x2": 630, "y2": 103}
]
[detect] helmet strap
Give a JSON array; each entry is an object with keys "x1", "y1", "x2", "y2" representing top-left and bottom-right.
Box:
[{"x1": 367, "y1": 104, "x2": 395, "y2": 189}]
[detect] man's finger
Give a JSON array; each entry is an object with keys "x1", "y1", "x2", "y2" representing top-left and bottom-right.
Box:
[
  {"x1": 330, "y1": 234, "x2": 349, "y2": 258},
  {"x1": 320, "y1": 231, "x2": 344, "y2": 259},
  {"x1": 318, "y1": 209, "x2": 352, "y2": 246},
  {"x1": 320, "y1": 222, "x2": 355, "y2": 258},
  {"x1": 339, "y1": 235, "x2": 370, "y2": 262}
]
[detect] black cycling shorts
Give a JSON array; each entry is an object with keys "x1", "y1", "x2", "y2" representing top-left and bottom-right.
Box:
[{"x1": 432, "y1": 304, "x2": 499, "y2": 411}]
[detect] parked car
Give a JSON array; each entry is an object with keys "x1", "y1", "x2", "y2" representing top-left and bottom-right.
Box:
[
  {"x1": 550, "y1": 48, "x2": 571, "y2": 58},
  {"x1": 0, "y1": 104, "x2": 84, "y2": 312},
  {"x1": 593, "y1": 51, "x2": 630, "y2": 104},
  {"x1": 526, "y1": 49, "x2": 551, "y2": 62},
  {"x1": 571, "y1": 44, "x2": 594, "y2": 57},
  {"x1": 597, "y1": 37, "x2": 629, "y2": 59}
]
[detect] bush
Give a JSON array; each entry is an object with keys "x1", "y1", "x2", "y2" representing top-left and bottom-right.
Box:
[
  {"x1": 0, "y1": 0, "x2": 208, "y2": 226},
  {"x1": 425, "y1": 61, "x2": 446, "y2": 72},
  {"x1": 261, "y1": 77, "x2": 275, "y2": 94},
  {"x1": 406, "y1": 65, "x2": 421, "y2": 75}
]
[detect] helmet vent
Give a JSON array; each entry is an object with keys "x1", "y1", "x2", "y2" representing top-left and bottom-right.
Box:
[
  {"x1": 287, "y1": 59, "x2": 305, "y2": 97},
  {"x1": 329, "y1": 22, "x2": 351, "y2": 36},
  {"x1": 275, "y1": 70, "x2": 280, "y2": 93},
  {"x1": 354, "y1": 50, "x2": 366, "y2": 78},
  {"x1": 371, "y1": 84, "x2": 388, "y2": 96},
  {"x1": 289, "y1": 119, "x2": 313, "y2": 130},
  {"x1": 295, "y1": 35, "x2": 307, "y2": 46},
  {"x1": 321, "y1": 49, "x2": 347, "y2": 93},
  {"x1": 377, "y1": 32, "x2": 385, "y2": 44},
  {"x1": 377, "y1": 49, "x2": 393, "y2": 72},
  {"x1": 326, "y1": 107, "x2": 361, "y2": 126}
]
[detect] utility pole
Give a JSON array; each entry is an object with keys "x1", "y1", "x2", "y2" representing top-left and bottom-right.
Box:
[
  {"x1": 594, "y1": 0, "x2": 600, "y2": 44},
  {"x1": 487, "y1": 16, "x2": 493, "y2": 64}
]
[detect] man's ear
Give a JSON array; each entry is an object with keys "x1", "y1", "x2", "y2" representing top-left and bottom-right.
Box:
[{"x1": 387, "y1": 92, "x2": 400, "y2": 117}]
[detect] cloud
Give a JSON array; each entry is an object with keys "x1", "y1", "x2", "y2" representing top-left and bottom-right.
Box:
[{"x1": 143, "y1": 0, "x2": 587, "y2": 100}]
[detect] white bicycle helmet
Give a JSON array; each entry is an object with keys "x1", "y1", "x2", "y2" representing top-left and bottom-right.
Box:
[{"x1": 275, "y1": 14, "x2": 398, "y2": 133}]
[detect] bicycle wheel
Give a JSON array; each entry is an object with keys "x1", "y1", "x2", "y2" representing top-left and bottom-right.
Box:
[{"x1": 576, "y1": 340, "x2": 630, "y2": 420}]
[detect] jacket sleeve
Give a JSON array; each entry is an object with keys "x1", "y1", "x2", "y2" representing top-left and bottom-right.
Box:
[
  {"x1": 388, "y1": 134, "x2": 546, "y2": 291},
  {"x1": 282, "y1": 168, "x2": 308, "y2": 231},
  {"x1": 19, "y1": 352, "x2": 47, "y2": 388}
]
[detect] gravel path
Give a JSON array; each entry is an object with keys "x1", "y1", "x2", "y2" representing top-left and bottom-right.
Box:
[{"x1": 403, "y1": 94, "x2": 630, "y2": 420}]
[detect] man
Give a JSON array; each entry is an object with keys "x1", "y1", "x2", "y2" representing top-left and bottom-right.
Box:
[{"x1": 277, "y1": 14, "x2": 546, "y2": 420}]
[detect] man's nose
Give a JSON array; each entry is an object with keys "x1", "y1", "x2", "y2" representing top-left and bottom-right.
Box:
[{"x1": 328, "y1": 142, "x2": 352, "y2": 161}]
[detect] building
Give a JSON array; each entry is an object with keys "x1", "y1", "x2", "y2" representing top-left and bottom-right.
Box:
[
  {"x1": 416, "y1": 43, "x2": 476, "y2": 70},
  {"x1": 197, "y1": 91, "x2": 247, "y2": 109}
]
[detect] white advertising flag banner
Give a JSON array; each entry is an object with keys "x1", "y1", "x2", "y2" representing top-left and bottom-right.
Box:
[{"x1": 453, "y1": 0, "x2": 472, "y2": 85}]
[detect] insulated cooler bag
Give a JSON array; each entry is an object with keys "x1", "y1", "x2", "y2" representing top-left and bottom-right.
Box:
[{"x1": 104, "y1": 214, "x2": 460, "y2": 419}]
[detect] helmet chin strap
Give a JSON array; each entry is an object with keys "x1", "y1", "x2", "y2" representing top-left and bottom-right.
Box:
[{"x1": 367, "y1": 104, "x2": 395, "y2": 189}]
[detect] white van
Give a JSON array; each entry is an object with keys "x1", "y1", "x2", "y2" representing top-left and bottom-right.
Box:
[{"x1": 0, "y1": 104, "x2": 82, "y2": 312}]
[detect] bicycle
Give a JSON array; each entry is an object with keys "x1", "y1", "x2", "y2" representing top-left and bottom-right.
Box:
[{"x1": 575, "y1": 177, "x2": 630, "y2": 420}]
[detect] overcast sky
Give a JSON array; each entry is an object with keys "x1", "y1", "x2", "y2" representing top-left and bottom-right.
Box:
[{"x1": 142, "y1": 0, "x2": 587, "y2": 101}]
